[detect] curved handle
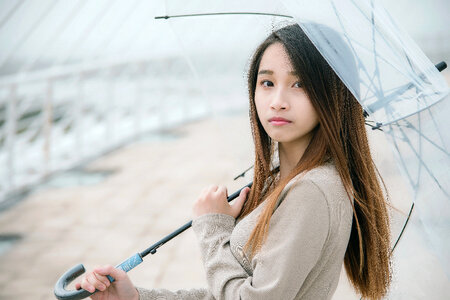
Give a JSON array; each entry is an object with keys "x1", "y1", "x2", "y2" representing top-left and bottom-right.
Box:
[
  {"x1": 54, "y1": 254, "x2": 143, "y2": 300},
  {"x1": 54, "y1": 264, "x2": 93, "y2": 300}
]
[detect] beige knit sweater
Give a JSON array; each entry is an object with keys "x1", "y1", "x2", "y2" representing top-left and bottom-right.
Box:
[{"x1": 136, "y1": 160, "x2": 353, "y2": 299}]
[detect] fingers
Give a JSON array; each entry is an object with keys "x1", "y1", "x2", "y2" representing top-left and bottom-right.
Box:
[
  {"x1": 79, "y1": 265, "x2": 116, "y2": 293},
  {"x1": 94, "y1": 265, "x2": 127, "y2": 281},
  {"x1": 201, "y1": 185, "x2": 226, "y2": 199},
  {"x1": 93, "y1": 271, "x2": 111, "y2": 289},
  {"x1": 208, "y1": 185, "x2": 218, "y2": 193},
  {"x1": 80, "y1": 272, "x2": 97, "y2": 293},
  {"x1": 77, "y1": 265, "x2": 137, "y2": 299},
  {"x1": 231, "y1": 187, "x2": 250, "y2": 217},
  {"x1": 216, "y1": 185, "x2": 228, "y2": 198},
  {"x1": 194, "y1": 184, "x2": 246, "y2": 218},
  {"x1": 200, "y1": 185, "x2": 218, "y2": 198}
]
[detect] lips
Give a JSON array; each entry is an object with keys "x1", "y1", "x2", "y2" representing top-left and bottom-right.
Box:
[{"x1": 269, "y1": 117, "x2": 292, "y2": 125}]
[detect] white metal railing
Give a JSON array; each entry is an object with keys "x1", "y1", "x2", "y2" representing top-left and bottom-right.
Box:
[{"x1": 0, "y1": 56, "x2": 212, "y2": 204}]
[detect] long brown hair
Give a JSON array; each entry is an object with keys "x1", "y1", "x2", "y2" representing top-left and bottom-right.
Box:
[{"x1": 239, "y1": 24, "x2": 391, "y2": 299}]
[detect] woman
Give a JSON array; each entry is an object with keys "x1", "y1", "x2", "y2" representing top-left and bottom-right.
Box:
[{"x1": 76, "y1": 23, "x2": 392, "y2": 300}]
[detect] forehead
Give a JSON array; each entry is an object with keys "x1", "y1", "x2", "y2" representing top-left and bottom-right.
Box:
[{"x1": 258, "y1": 42, "x2": 294, "y2": 73}]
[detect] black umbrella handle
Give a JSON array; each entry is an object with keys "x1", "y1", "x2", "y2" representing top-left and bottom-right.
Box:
[{"x1": 54, "y1": 253, "x2": 143, "y2": 300}]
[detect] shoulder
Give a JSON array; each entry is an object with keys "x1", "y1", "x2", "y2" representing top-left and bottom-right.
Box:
[
  {"x1": 281, "y1": 160, "x2": 343, "y2": 198},
  {"x1": 278, "y1": 160, "x2": 352, "y2": 222},
  {"x1": 302, "y1": 160, "x2": 345, "y2": 196}
]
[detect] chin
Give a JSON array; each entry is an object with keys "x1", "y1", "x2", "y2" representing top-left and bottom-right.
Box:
[
  {"x1": 270, "y1": 135, "x2": 294, "y2": 143},
  {"x1": 269, "y1": 131, "x2": 311, "y2": 144}
]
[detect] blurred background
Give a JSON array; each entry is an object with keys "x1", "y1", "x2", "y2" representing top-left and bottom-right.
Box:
[{"x1": 0, "y1": 0, "x2": 448, "y2": 299}]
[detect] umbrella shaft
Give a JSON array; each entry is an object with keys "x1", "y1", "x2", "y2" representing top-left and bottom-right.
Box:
[{"x1": 140, "y1": 182, "x2": 253, "y2": 258}]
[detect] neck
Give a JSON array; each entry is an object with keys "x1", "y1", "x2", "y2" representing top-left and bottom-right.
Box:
[{"x1": 278, "y1": 133, "x2": 313, "y2": 180}]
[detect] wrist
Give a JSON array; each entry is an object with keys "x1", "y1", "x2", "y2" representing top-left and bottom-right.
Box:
[{"x1": 133, "y1": 287, "x2": 140, "y2": 300}]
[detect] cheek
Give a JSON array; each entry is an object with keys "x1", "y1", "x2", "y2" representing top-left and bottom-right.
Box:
[
  {"x1": 297, "y1": 100, "x2": 319, "y2": 129},
  {"x1": 307, "y1": 108, "x2": 319, "y2": 129},
  {"x1": 254, "y1": 92, "x2": 265, "y2": 118}
]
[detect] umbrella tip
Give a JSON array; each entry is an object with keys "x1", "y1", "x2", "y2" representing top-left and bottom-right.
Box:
[{"x1": 436, "y1": 61, "x2": 447, "y2": 72}]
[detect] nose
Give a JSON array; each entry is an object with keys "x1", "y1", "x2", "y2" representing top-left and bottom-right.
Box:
[{"x1": 270, "y1": 88, "x2": 289, "y2": 110}]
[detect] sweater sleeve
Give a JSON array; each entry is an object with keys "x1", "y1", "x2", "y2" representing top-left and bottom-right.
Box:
[
  {"x1": 191, "y1": 179, "x2": 330, "y2": 300},
  {"x1": 135, "y1": 286, "x2": 213, "y2": 299}
]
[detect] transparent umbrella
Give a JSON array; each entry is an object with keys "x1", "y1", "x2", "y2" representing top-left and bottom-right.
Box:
[
  {"x1": 54, "y1": 0, "x2": 449, "y2": 299},
  {"x1": 159, "y1": 0, "x2": 449, "y2": 298}
]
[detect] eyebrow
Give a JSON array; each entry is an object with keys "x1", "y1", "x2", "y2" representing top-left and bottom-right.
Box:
[{"x1": 257, "y1": 69, "x2": 298, "y2": 76}]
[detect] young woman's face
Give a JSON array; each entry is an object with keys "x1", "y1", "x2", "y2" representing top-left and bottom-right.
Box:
[{"x1": 254, "y1": 42, "x2": 319, "y2": 145}]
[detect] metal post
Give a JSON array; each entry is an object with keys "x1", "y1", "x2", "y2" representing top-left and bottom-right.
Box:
[
  {"x1": 75, "y1": 74, "x2": 84, "y2": 162},
  {"x1": 43, "y1": 79, "x2": 54, "y2": 177},
  {"x1": 105, "y1": 70, "x2": 115, "y2": 147},
  {"x1": 158, "y1": 84, "x2": 165, "y2": 132},
  {"x1": 134, "y1": 64, "x2": 144, "y2": 141},
  {"x1": 5, "y1": 84, "x2": 17, "y2": 191}
]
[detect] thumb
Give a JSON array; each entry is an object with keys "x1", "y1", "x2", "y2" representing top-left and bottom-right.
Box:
[
  {"x1": 231, "y1": 187, "x2": 250, "y2": 217},
  {"x1": 94, "y1": 265, "x2": 126, "y2": 281}
]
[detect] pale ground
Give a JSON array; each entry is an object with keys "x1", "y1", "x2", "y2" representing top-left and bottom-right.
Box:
[{"x1": 0, "y1": 110, "x2": 448, "y2": 299}]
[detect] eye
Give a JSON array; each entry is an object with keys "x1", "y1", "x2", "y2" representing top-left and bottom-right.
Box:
[
  {"x1": 293, "y1": 81, "x2": 302, "y2": 88},
  {"x1": 260, "y1": 80, "x2": 274, "y2": 87}
]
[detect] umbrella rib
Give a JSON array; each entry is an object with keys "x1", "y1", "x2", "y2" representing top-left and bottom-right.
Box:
[
  {"x1": 330, "y1": 0, "x2": 380, "y2": 116},
  {"x1": 397, "y1": 123, "x2": 450, "y2": 198},
  {"x1": 402, "y1": 44, "x2": 435, "y2": 110},
  {"x1": 350, "y1": 0, "x2": 376, "y2": 25},
  {"x1": 360, "y1": 70, "x2": 379, "y2": 103},
  {"x1": 366, "y1": 81, "x2": 423, "y2": 113},
  {"x1": 390, "y1": 202, "x2": 415, "y2": 254},
  {"x1": 409, "y1": 63, "x2": 424, "y2": 188},
  {"x1": 331, "y1": 0, "x2": 396, "y2": 115},
  {"x1": 344, "y1": 36, "x2": 421, "y2": 86},
  {"x1": 155, "y1": 12, "x2": 294, "y2": 20},
  {"x1": 361, "y1": 74, "x2": 378, "y2": 106},
  {"x1": 427, "y1": 104, "x2": 448, "y2": 151},
  {"x1": 330, "y1": 1, "x2": 372, "y2": 83},
  {"x1": 0, "y1": 0, "x2": 25, "y2": 30},
  {"x1": 370, "y1": 93, "x2": 447, "y2": 128},
  {"x1": 369, "y1": 0, "x2": 385, "y2": 103},
  {"x1": 401, "y1": 119, "x2": 450, "y2": 156},
  {"x1": 416, "y1": 103, "x2": 423, "y2": 187},
  {"x1": 387, "y1": 124, "x2": 416, "y2": 188},
  {"x1": 347, "y1": 0, "x2": 428, "y2": 92}
]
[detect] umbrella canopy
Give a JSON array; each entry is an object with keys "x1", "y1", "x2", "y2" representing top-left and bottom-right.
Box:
[{"x1": 160, "y1": 0, "x2": 450, "y2": 298}]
